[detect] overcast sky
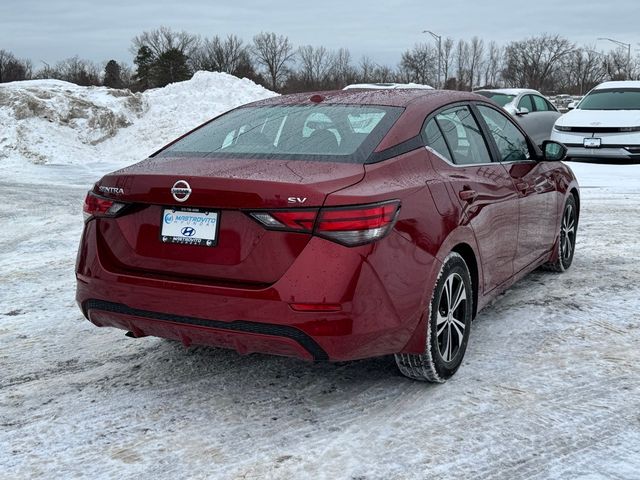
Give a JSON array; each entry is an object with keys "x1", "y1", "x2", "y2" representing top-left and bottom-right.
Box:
[{"x1": 1, "y1": 0, "x2": 639, "y2": 68}]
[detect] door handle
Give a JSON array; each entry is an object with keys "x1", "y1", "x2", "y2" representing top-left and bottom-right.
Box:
[
  {"x1": 459, "y1": 189, "x2": 478, "y2": 202},
  {"x1": 515, "y1": 181, "x2": 528, "y2": 192}
]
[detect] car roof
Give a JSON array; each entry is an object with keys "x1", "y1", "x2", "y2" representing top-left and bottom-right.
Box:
[
  {"x1": 475, "y1": 88, "x2": 541, "y2": 96},
  {"x1": 593, "y1": 81, "x2": 640, "y2": 90},
  {"x1": 246, "y1": 89, "x2": 483, "y2": 109}
]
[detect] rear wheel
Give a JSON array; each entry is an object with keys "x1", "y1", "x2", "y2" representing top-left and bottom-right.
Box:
[
  {"x1": 542, "y1": 195, "x2": 578, "y2": 272},
  {"x1": 395, "y1": 252, "x2": 473, "y2": 382}
]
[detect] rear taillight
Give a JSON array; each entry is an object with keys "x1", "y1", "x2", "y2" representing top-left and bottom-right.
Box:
[
  {"x1": 249, "y1": 200, "x2": 400, "y2": 247},
  {"x1": 83, "y1": 191, "x2": 127, "y2": 221},
  {"x1": 315, "y1": 201, "x2": 400, "y2": 246}
]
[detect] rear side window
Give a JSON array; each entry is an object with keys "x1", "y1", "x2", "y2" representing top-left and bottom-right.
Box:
[
  {"x1": 477, "y1": 105, "x2": 531, "y2": 162},
  {"x1": 156, "y1": 105, "x2": 403, "y2": 164},
  {"x1": 422, "y1": 119, "x2": 452, "y2": 162},
  {"x1": 433, "y1": 105, "x2": 492, "y2": 165}
]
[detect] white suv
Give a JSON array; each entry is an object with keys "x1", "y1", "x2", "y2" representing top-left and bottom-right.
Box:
[{"x1": 551, "y1": 81, "x2": 640, "y2": 163}]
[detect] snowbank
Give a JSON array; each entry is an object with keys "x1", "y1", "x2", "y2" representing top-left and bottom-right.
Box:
[{"x1": 0, "y1": 72, "x2": 276, "y2": 169}]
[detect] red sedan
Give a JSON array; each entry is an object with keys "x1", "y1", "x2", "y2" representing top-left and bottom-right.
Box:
[{"x1": 76, "y1": 89, "x2": 579, "y2": 382}]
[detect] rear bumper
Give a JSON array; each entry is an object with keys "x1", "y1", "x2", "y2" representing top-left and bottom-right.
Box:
[
  {"x1": 76, "y1": 231, "x2": 439, "y2": 362},
  {"x1": 84, "y1": 300, "x2": 325, "y2": 361}
]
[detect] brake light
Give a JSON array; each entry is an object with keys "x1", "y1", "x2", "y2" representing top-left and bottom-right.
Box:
[
  {"x1": 316, "y1": 201, "x2": 400, "y2": 246},
  {"x1": 83, "y1": 191, "x2": 126, "y2": 221},
  {"x1": 249, "y1": 209, "x2": 318, "y2": 232},
  {"x1": 249, "y1": 200, "x2": 400, "y2": 246}
]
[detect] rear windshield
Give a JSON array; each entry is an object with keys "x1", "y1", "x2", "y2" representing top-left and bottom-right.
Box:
[
  {"x1": 475, "y1": 92, "x2": 515, "y2": 107},
  {"x1": 579, "y1": 89, "x2": 640, "y2": 110},
  {"x1": 156, "y1": 104, "x2": 403, "y2": 163}
]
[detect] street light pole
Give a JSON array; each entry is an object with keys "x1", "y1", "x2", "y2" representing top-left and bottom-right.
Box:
[
  {"x1": 598, "y1": 37, "x2": 632, "y2": 79},
  {"x1": 423, "y1": 30, "x2": 442, "y2": 89}
]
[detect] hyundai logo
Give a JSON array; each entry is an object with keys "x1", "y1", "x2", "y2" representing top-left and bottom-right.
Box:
[
  {"x1": 171, "y1": 180, "x2": 192, "y2": 202},
  {"x1": 181, "y1": 227, "x2": 196, "y2": 237}
]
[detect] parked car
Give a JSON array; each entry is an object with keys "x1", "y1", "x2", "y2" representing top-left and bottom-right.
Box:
[
  {"x1": 566, "y1": 96, "x2": 583, "y2": 111},
  {"x1": 551, "y1": 81, "x2": 640, "y2": 163},
  {"x1": 76, "y1": 89, "x2": 579, "y2": 382},
  {"x1": 475, "y1": 88, "x2": 561, "y2": 146},
  {"x1": 343, "y1": 82, "x2": 433, "y2": 90}
]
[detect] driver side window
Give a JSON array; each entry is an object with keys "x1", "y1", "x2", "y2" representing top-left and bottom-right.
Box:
[
  {"x1": 518, "y1": 95, "x2": 534, "y2": 112},
  {"x1": 477, "y1": 105, "x2": 531, "y2": 162}
]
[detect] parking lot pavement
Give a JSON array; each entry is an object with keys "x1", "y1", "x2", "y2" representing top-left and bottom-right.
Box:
[{"x1": 1, "y1": 162, "x2": 639, "y2": 479}]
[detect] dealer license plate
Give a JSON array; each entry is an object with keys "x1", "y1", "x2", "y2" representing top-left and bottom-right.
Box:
[
  {"x1": 160, "y1": 208, "x2": 219, "y2": 247},
  {"x1": 583, "y1": 137, "x2": 601, "y2": 148}
]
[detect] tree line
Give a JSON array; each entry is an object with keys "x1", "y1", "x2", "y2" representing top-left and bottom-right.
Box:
[{"x1": 1, "y1": 27, "x2": 638, "y2": 95}]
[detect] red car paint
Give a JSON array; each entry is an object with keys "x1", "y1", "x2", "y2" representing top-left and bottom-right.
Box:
[{"x1": 76, "y1": 89, "x2": 579, "y2": 362}]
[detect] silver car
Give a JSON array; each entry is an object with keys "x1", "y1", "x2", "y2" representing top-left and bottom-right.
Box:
[{"x1": 475, "y1": 88, "x2": 561, "y2": 146}]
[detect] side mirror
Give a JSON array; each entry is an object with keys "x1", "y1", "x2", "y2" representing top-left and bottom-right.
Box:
[
  {"x1": 515, "y1": 107, "x2": 529, "y2": 116},
  {"x1": 567, "y1": 102, "x2": 577, "y2": 111},
  {"x1": 541, "y1": 140, "x2": 567, "y2": 162}
]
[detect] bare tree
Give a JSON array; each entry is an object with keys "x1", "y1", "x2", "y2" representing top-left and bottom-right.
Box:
[
  {"x1": 329, "y1": 48, "x2": 357, "y2": 88},
  {"x1": 455, "y1": 40, "x2": 470, "y2": 90},
  {"x1": 469, "y1": 36, "x2": 485, "y2": 89},
  {"x1": 441, "y1": 37, "x2": 455, "y2": 87},
  {"x1": 117, "y1": 62, "x2": 135, "y2": 89},
  {"x1": 557, "y1": 47, "x2": 606, "y2": 94},
  {"x1": 399, "y1": 43, "x2": 437, "y2": 85},
  {"x1": 604, "y1": 48, "x2": 630, "y2": 81},
  {"x1": 483, "y1": 41, "x2": 503, "y2": 87},
  {"x1": 131, "y1": 26, "x2": 200, "y2": 60},
  {"x1": 503, "y1": 34, "x2": 575, "y2": 90},
  {"x1": 252, "y1": 32, "x2": 296, "y2": 90},
  {"x1": 358, "y1": 56, "x2": 377, "y2": 83},
  {"x1": 0, "y1": 50, "x2": 31, "y2": 83},
  {"x1": 298, "y1": 45, "x2": 333, "y2": 88},
  {"x1": 193, "y1": 34, "x2": 247, "y2": 74},
  {"x1": 35, "y1": 56, "x2": 101, "y2": 85}
]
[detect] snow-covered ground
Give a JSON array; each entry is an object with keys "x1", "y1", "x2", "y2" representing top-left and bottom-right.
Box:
[{"x1": 1, "y1": 77, "x2": 639, "y2": 479}]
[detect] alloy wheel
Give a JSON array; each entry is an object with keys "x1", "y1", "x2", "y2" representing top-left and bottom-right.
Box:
[
  {"x1": 560, "y1": 203, "x2": 576, "y2": 263},
  {"x1": 436, "y1": 273, "x2": 468, "y2": 363}
]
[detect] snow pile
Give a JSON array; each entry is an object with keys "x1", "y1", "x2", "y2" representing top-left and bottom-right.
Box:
[{"x1": 0, "y1": 72, "x2": 276, "y2": 168}]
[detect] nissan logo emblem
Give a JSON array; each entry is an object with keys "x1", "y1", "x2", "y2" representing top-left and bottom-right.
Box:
[{"x1": 171, "y1": 180, "x2": 192, "y2": 202}]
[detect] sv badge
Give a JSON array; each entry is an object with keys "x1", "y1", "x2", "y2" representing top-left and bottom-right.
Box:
[{"x1": 287, "y1": 197, "x2": 308, "y2": 204}]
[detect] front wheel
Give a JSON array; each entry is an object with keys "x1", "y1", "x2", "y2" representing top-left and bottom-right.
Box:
[
  {"x1": 542, "y1": 195, "x2": 578, "y2": 272},
  {"x1": 395, "y1": 252, "x2": 473, "y2": 382}
]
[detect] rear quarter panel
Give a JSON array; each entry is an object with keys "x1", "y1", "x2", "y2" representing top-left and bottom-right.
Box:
[{"x1": 326, "y1": 148, "x2": 482, "y2": 355}]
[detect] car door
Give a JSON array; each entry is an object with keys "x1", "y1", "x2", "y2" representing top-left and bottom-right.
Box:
[
  {"x1": 475, "y1": 104, "x2": 558, "y2": 273},
  {"x1": 530, "y1": 94, "x2": 562, "y2": 144},
  {"x1": 514, "y1": 94, "x2": 544, "y2": 144},
  {"x1": 423, "y1": 104, "x2": 520, "y2": 294}
]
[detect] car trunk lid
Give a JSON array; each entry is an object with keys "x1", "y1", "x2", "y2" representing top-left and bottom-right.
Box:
[{"x1": 93, "y1": 157, "x2": 364, "y2": 286}]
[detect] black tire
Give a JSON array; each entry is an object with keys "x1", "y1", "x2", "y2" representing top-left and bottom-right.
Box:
[
  {"x1": 395, "y1": 252, "x2": 474, "y2": 382},
  {"x1": 542, "y1": 195, "x2": 578, "y2": 273}
]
